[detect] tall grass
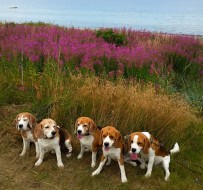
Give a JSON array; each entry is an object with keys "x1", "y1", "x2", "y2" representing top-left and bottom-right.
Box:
[{"x1": 29, "y1": 62, "x2": 199, "y2": 147}]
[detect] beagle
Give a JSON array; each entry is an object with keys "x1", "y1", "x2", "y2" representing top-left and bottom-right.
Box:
[
  {"x1": 14, "y1": 112, "x2": 39, "y2": 158},
  {"x1": 128, "y1": 132, "x2": 179, "y2": 181},
  {"x1": 75, "y1": 117, "x2": 101, "y2": 168},
  {"x1": 34, "y1": 118, "x2": 72, "y2": 167},
  {"x1": 92, "y1": 126, "x2": 128, "y2": 183}
]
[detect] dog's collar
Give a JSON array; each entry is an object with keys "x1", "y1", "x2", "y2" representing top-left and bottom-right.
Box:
[{"x1": 84, "y1": 132, "x2": 90, "y2": 136}]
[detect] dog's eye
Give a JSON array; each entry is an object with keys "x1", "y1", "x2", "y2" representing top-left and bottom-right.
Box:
[
  {"x1": 103, "y1": 135, "x2": 106, "y2": 138},
  {"x1": 23, "y1": 119, "x2": 27, "y2": 121},
  {"x1": 45, "y1": 126, "x2": 49, "y2": 129},
  {"x1": 131, "y1": 141, "x2": 133, "y2": 144},
  {"x1": 137, "y1": 142, "x2": 142, "y2": 146},
  {"x1": 77, "y1": 123, "x2": 80, "y2": 126},
  {"x1": 109, "y1": 135, "x2": 113, "y2": 139},
  {"x1": 83, "y1": 124, "x2": 87, "y2": 127}
]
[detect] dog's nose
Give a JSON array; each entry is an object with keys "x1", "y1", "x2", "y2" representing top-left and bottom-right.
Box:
[
  {"x1": 51, "y1": 131, "x2": 56, "y2": 136},
  {"x1": 104, "y1": 142, "x2": 109, "y2": 147},
  {"x1": 132, "y1": 148, "x2": 136, "y2": 153},
  {"x1": 19, "y1": 124, "x2": 23, "y2": 128},
  {"x1": 77, "y1": 130, "x2": 82, "y2": 134}
]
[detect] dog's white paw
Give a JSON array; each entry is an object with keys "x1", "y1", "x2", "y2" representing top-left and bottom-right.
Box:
[
  {"x1": 35, "y1": 160, "x2": 42, "y2": 166},
  {"x1": 19, "y1": 152, "x2": 26, "y2": 157},
  {"x1": 57, "y1": 162, "x2": 64, "y2": 168},
  {"x1": 145, "y1": 172, "x2": 151, "y2": 178},
  {"x1": 91, "y1": 162, "x2": 96, "y2": 168},
  {"x1": 140, "y1": 163, "x2": 146, "y2": 169},
  {"x1": 66, "y1": 153, "x2": 72, "y2": 158},
  {"x1": 122, "y1": 177, "x2": 128, "y2": 183},
  {"x1": 92, "y1": 170, "x2": 100, "y2": 176},
  {"x1": 77, "y1": 154, "x2": 83, "y2": 159}
]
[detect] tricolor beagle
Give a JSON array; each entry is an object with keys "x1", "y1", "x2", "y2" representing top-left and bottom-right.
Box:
[
  {"x1": 14, "y1": 112, "x2": 39, "y2": 158},
  {"x1": 34, "y1": 118, "x2": 72, "y2": 167},
  {"x1": 92, "y1": 126, "x2": 128, "y2": 183},
  {"x1": 128, "y1": 132, "x2": 179, "y2": 181},
  {"x1": 75, "y1": 117, "x2": 101, "y2": 168}
]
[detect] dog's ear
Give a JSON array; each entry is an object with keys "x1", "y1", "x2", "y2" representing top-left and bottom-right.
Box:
[
  {"x1": 99, "y1": 129, "x2": 103, "y2": 145},
  {"x1": 126, "y1": 134, "x2": 132, "y2": 150},
  {"x1": 114, "y1": 130, "x2": 122, "y2": 148},
  {"x1": 143, "y1": 136, "x2": 151, "y2": 154},
  {"x1": 28, "y1": 114, "x2": 37, "y2": 128},
  {"x1": 89, "y1": 119, "x2": 97, "y2": 134},
  {"x1": 74, "y1": 119, "x2": 79, "y2": 135},
  {"x1": 14, "y1": 114, "x2": 19, "y2": 128},
  {"x1": 34, "y1": 123, "x2": 44, "y2": 139}
]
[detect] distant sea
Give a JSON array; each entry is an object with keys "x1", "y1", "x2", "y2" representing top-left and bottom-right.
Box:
[{"x1": 0, "y1": 0, "x2": 203, "y2": 35}]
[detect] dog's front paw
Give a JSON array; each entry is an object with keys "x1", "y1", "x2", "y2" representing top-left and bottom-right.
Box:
[
  {"x1": 122, "y1": 177, "x2": 128, "y2": 183},
  {"x1": 140, "y1": 163, "x2": 146, "y2": 169},
  {"x1": 19, "y1": 152, "x2": 26, "y2": 157},
  {"x1": 77, "y1": 154, "x2": 83, "y2": 159},
  {"x1": 35, "y1": 159, "x2": 43, "y2": 166},
  {"x1": 91, "y1": 162, "x2": 96, "y2": 168},
  {"x1": 145, "y1": 172, "x2": 151, "y2": 178},
  {"x1": 92, "y1": 169, "x2": 100, "y2": 176},
  {"x1": 57, "y1": 162, "x2": 64, "y2": 168},
  {"x1": 66, "y1": 153, "x2": 72, "y2": 158}
]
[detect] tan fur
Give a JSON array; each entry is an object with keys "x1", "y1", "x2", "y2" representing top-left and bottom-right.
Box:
[
  {"x1": 129, "y1": 132, "x2": 168, "y2": 156},
  {"x1": 76, "y1": 117, "x2": 101, "y2": 150}
]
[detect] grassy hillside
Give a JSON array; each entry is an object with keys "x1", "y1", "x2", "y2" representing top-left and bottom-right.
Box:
[{"x1": 0, "y1": 23, "x2": 202, "y2": 189}]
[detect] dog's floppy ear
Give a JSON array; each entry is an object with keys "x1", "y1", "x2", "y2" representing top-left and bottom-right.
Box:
[
  {"x1": 114, "y1": 130, "x2": 122, "y2": 148},
  {"x1": 34, "y1": 123, "x2": 44, "y2": 139},
  {"x1": 143, "y1": 136, "x2": 151, "y2": 154},
  {"x1": 89, "y1": 119, "x2": 97, "y2": 134},
  {"x1": 14, "y1": 114, "x2": 19, "y2": 128},
  {"x1": 74, "y1": 119, "x2": 79, "y2": 135},
  {"x1": 99, "y1": 128, "x2": 103, "y2": 145},
  {"x1": 28, "y1": 114, "x2": 37, "y2": 128}
]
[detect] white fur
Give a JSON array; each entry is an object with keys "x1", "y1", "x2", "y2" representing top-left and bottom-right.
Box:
[
  {"x1": 130, "y1": 133, "x2": 179, "y2": 181},
  {"x1": 16, "y1": 114, "x2": 39, "y2": 158},
  {"x1": 65, "y1": 139, "x2": 72, "y2": 158},
  {"x1": 92, "y1": 135, "x2": 128, "y2": 183},
  {"x1": 77, "y1": 134, "x2": 97, "y2": 167},
  {"x1": 35, "y1": 137, "x2": 64, "y2": 167}
]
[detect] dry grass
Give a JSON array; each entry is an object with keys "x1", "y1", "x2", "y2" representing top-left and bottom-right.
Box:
[
  {"x1": 0, "y1": 105, "x2": 202, "y2": 190},
  {"x1": 34, "y1": 74, "x2": 201, "y2": 148}
]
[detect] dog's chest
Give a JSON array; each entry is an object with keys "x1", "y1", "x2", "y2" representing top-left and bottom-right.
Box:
[
  {"x1": 25, "y1": 131, "x2": 35, "y2": 142},
  {"x1": 39, "y1": 138, "x2": 59, "y2": 151},
  {"x1": 103, "y1": 147, "x2": 121, "y2": 160},
  {"x1": 80, "y1": 135, "x2": 94, "y2": 149}
]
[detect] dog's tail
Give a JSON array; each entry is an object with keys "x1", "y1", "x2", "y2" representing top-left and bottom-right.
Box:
[{"x1": 170, "y1": 143, "x2": 180, "y2": 155}]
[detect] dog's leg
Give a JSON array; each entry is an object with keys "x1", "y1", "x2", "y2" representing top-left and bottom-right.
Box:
[
  {"x1": 106, "y1": 156, "x2": 111, "y2": 166},
  {"x1": 35, "y1": 145, "x2": 45, "y2": 166},
  {"x1": 91, "y1": 151, "x2": 97, "y2": 168},
  {"x1": 65, "y1": 139, "x2": 72, "y2": 158},
  {"x1": 118, "y1": 158, "x2": 128, "y2": 183},
  {"x1": 55, "y1": 145, "x2": 64, "y2": 167},
  {"x1": 145, "y1": 155, "x2": 155, "y2": 178},
  {"x1": 77, "y1": 143, "x2": 85, "y2": 159},
  {"x1": 163, "y1": 157, "x2": 170, "y2": 181},
  {"x1": 35, "y1": 142, "x2": 40, "y2": 158},
  {"x1": 139, "y1": 157, "x2": 146, "y2": 169},
  {"x1": 20, "y1": 138, "x2": 29, "y2": 157},
  {"x1": 92, "y1": 154, "x2": 107, "y2": 176}
]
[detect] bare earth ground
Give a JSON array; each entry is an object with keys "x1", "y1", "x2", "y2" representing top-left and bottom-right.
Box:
[{"x1": 0, "y1": 105, "x2": 202, "y2": 190}]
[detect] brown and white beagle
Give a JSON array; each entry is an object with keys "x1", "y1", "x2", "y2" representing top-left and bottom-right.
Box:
[
  {"x1": 14, "y1": 112, "x2": 39, "y2": 158},
  {"x1": 128, "y1": 132, "x2": 179, "y2": 181},
  {"x1": 92, "y1": 126, "x2": 128, "y2": 183},
  {"x1": 75, "y1": 117, "x2": 101, "y2": 168},
  {"x1": 34, "y1": 118, "x2": 72, "y2": 167}
]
